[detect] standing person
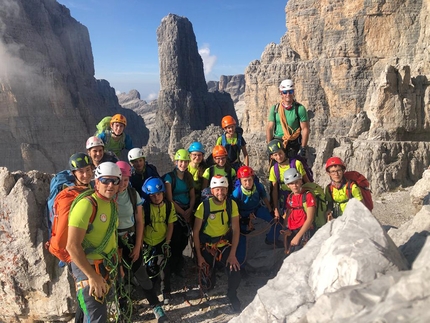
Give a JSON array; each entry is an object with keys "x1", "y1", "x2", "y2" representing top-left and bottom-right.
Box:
[
  {"x1": 201, "y1": 145, "x2": 236, "y2": 193},
  {"x1": 97, "y1": 114, "x2": 133, "y2": 158},
  {"x1": 128, "y1": 148, "x2": 159, "y2": 197},
  {"x1": 282, "y1": 168, "x2": 315, "y2": 254},
  {"x1": 193, "y1": 175, "x2": 242, "y2": 313},
  {"x1": 216, "y1": 115, "x2": 249, "y2": 171},
  {"x1": 142, "y1": 177, "x2": 177, "y2": 314},
  {"x1": 66, "y1": 162, "x2": 121, "y2": 322},
  {"x1": 187, "y1": 141, "x2": 208, "y2": 206},
  {"x1": 266, "y1": 79, "x2": 310, "y2": 158},
  {"x1": 232, "y1": 166, "x2": 283, "y2": 265},
  {"x1": 324, "y1": 157, "x2": 363, "y2": 219},
  {"x1": 164, "y1": 149, "x2": 195, "y2": 277},
  {"x1": 86, "y1": 136, "x2": 118, "y2": 167},
  {"x1": 268, "y1": 139, "x2": 309, "y2": 222}
]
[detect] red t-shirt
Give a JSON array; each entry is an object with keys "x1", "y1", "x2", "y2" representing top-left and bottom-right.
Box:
[{"x1": 286, "y1": 191, "x2": 316, "y2": 230}]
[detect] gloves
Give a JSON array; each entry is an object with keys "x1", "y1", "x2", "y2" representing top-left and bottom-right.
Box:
[
  {"x1": 162, "y1": 242, "x2": 171, "y2": 258},
  {"x1": 299, "y1": 146, "x2": 307, "y2": 157}
]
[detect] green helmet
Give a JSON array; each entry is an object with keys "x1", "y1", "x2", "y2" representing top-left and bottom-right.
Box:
[
  {"x1": 174, "y1": 149, "x2": 190, "y2": 161},
  {"x1": 69, "y1": 152, "x2": 92, "y2": 171},
  {"x1": 267, "y1": 139, "x2": 284, "y2": 155}
]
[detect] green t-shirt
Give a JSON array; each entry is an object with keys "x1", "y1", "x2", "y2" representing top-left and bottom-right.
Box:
[
  {"x1": 68, "y1": 193, "x2": 118, "y2": 260},
  {"x1": 268, "y1": 103, "x2": 308, "y2": 138}
]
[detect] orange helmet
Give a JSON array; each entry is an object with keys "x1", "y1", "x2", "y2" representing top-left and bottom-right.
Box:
[
  {"x1": 237, "y1": 166, "x2": 254, "y2": 179},
  {"x1": 221, "y1": 115, "x2": 236, "y2": 128},
  {"x1": 212, "y1": 145, "x2": 228, "y2": 158},
  {"x1": 325, "y1": 157, "x2": 346, "y2": 171},
  {"x1": 110, "y1": 114, "x2": 127, "y2": 127}
]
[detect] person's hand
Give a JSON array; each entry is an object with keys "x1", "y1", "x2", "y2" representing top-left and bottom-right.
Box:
[
  {"x1": 88, "y1": 274, "x2": 108, "y2": 299},
  {"x1": 327, "y1": 212, "x2": 334, "y2": 222},
  {"x1": 299, "y1": 146, "x2": 307, "y2": 157},
  {"x1": 291, "y1": 235, "x2": 301, "y2": 247},
  {"x1": 129, "y1": 244, "x2": 141, "y2": 263},
  {"x1": 162, "y1": 242, "x2": 171, "y2": 258},
  {"x1": 119, "y1": 265, "x2": 125, "y2": 278},
  {"x1": 197, "y1": 255, "x2": 208, "y2": 268},
  {"x1": 226, "y1": 254, "x2": 240, "y2": 272},
  {"x1": 273, "y1": 208, "x2": 280, "y2": 221}
]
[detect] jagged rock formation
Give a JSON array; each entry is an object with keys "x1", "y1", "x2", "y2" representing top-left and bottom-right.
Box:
[
  {"x1": 117, "y1": 90, "x2": 158, "y2": 131},
  {"x1": 207, "y1": 74, "x2": 245, "y2": 104},
  {"x1": 0, "y1": 0, "x2": 148, "y2": 173},
  {"x1": 241, "y1": 0, "x2": 430, "y2": 191},
  {"x1": 149, "y1": 14, "x2": 236, "y2": 155}
]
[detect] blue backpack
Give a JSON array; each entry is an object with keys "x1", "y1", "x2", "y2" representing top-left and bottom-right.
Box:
[{"x1": 46, "y1": 170, "x2": 75, "y2": 235}]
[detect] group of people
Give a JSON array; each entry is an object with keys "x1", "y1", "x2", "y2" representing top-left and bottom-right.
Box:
[{"x1": 59, "y1": 79, "x2": 364, "y2": 322}]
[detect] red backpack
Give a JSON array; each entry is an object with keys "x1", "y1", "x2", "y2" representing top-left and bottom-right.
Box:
[
  {"x1": 45, "y1": 186, "x2": 97, "y2": 263},
  {"x1": 340, "y1": 171, "x2": 373, "y2": 211}
]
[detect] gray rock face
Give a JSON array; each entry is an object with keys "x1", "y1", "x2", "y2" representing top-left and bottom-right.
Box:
[
  {"x1": 0, "y1": 0, "x2": 148, "y2": 173},
  {"x1": 117, "y1": 90, "x2": 156, "y2": 132},
  {"x1": 208, "y1": 75, "x2": 245, "y2": 104},
  {"x1": 150, "y1": 14, "x2": 236, "y2": 154},
  {"x1": 410, "y1": 169, "x2": 430, "y2": 210},
  {"x1": 231, "y1": 199, "x2": 409, "y2": 323}
]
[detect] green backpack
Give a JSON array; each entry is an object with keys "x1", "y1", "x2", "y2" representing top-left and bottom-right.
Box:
[
  {"x1": 94, "y1": 116, "x2": 113, "y2": 136},
  {"x1": 287, "y1": 182, "x2": 328, "y2": 229}
]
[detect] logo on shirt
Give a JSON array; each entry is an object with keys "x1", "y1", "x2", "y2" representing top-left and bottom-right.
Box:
[
  {"x1": 100, "y1": 213, "x2": 107, "y2": 222},
  {"x1": 209, "y1": 213, "x2": 216, "y2": 220}
]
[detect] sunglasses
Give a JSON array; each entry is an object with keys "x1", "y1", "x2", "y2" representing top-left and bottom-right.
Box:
[
  {"x1": 281, "y1": 89, "x2": 294, "y2": 95},
  {"x1": 98, "y1": 177, "x2": 120, "y2": 185}
]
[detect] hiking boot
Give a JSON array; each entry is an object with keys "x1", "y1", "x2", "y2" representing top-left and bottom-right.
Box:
[
  {"x1": 227, "y1": 293, "x2": 242, "y2": 313},
  {"x1": 162, "y1": 292, "x2": 171, "y2": 305},
  {"x1": 265, "y1": 238, "x2": 284, "y2": 248},
  {"x1": 153, "y1": 305, "x2": 169, "y2": 322}
]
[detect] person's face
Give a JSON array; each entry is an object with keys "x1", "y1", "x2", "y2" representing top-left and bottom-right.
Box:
[
  {"x1": 214, "y1": 155, "x2": 227, "y2": 167},
  {"x1": 131, "y1": 157, "x2": 145, "y2": 173},
  {"x1": 88, "y1": 146, "x2": 104, "y2": 164},
  {"x1": 190, "y1": 152, "x2": 203, "y2": 165},
  {"x1": 281, "y1": 89, "x2": 295, "y2": 105},
  {"x1": 73, "y1": 165, "x2": 93, "y2": 185},
  {"x1": 271, "y1": 150, "x2": 286, "y2": 163},
  {"x1": 287, "y1": 179, "x2": 302, "y2": 194},
  {"x1": 119, "y1": 176, "x2": 130, "y2": 192},
  {"x1": 240, "y1": 176, "x2": 254, "y2": 190},
  {"x1": 95, "y1": 176, "x2": 120, "y2": 199},
  {"x1": 224, "y1": 125, "x2": 235, "y2": 135},
  {"x1": 176, "y1": 159, "x2": 189, "y2": 171},
  {"x1": 327, "y1": 166, "x2": 345, "y2": 183},
  {"x1": 111, "y1": 122, "x2": 125, "y2": 135},
  {"x1": 149, "y1": 192, "x2": 164, "y2": 204},
  {"x1": 211, "y1": 187, "x2": 228, "y2": 202}
]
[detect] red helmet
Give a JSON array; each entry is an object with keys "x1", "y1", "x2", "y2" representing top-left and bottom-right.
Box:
[
  {"x1": 212, "y1": 145, "x2": 228, "y2": 158},
  {"x1": 325, "y1": 157, "x2": 346, "y2": 171},
  {"x1": 221, "y1": 115, "x2": 237, "y2": 128},
  {"x1": 237, "y1": 166, "x2": 254, "y2": 179}
]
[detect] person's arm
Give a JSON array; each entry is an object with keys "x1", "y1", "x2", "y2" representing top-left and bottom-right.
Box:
[
  {"x1": 193, "y1": 217, "x2": 207, "y2": 268},
  {"x1": 266, "y1": 121, "x2": 275, "y2": 143},
  {"x1": 290, "y1": 205, "x2": 315, "y2": 246},
  {"x1": 300, "y1": 121, "x2": 310, "y2": 148},
  {"x1": 271, "y1": 181, "x2": 280, "y2": 220},
  {"x1": 226, "y1": 212, "x2": 240, "y2": 271},
  {"x1": 241, "y1": 145, "x2": 249, "y2": 166},
  {"x1": 125, "y1": 134, "x2": 133, "y2": 150},
  {"x1": 66, "y1": 226, "x2": 108, "y2": 298},
  {"x1": 184, "y1": 188, "x2": 195, "y2": 221},
  {"x1": 129, "y1": 205, "x2": 143, "y2": 262},
  {"x1": 262, "y1": 196, "x2": 272, "y2": 213}
]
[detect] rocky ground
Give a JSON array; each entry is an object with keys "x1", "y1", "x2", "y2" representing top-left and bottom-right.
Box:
[{"x1": 121, "y1": 188, "x2": 414, "y2": 323}]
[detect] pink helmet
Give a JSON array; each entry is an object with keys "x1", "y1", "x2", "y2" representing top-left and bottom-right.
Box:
[{"x1": 116, "y1": 161, "x2": 132, "y2": 177}]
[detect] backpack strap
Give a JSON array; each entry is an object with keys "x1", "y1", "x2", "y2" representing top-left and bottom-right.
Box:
[
  {"x1": 165, "y1": 200, "x2": 172, "y2": 225},
  {"x1": 294, "y1": 102, "x2": 301, "y2": 129},
  {"x1": 144, "y1": 199, "x2": 172, "y2": 227},
  {"x1": 274, "y1": 162, "x2": 280, "y2": 184},
  {"x1": 127, "y1": 186, "x2": 138, "y2": 215},
  {"x1": 221, "y1": 134, "x2": 227, "y2": 147},
  {"x1": 290, "y1": 158, "x2": 297, "y2": 169}
]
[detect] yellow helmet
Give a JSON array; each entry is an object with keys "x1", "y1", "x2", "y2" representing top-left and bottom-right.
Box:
[{"x1": 110, "y1": 114, "x2": 127, "y2": 127}]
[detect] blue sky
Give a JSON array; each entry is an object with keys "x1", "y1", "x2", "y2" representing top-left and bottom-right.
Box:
[{"x1": 57, "y1": 0, "x2": 287, "y2": 101}]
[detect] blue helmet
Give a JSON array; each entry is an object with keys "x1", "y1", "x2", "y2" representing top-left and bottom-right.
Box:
[
  {"x1": 142, "y1": 177, "x2": 165, "y2": 195},
  {"x1": 188, "y1": 141, "x2": 205, "y2": 154}
]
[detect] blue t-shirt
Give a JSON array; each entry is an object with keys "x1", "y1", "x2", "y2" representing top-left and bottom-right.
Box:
[{"x1": 164, "y1": 172, "x2": 190, "y2": 206}]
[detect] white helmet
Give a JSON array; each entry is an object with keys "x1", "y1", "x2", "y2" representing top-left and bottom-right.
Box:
[
  {"x1": 86, "y1": 136, "x2": 104, "y2": 149},
  {"x1": 94, "y1": 162, "x2": 122, "y2": 179},
  {"x1": 128, "y1": 148, "x2": 145, "y2": 162},
  {"x1": 283, "y1": 168, "x2": 302, "y2": 185},
  {"x1": 210, "y1": 175, "x2": 229, "y2": 189},
  {"x1": 279, "y1": 79, "x2": 294, "y2": 91}
]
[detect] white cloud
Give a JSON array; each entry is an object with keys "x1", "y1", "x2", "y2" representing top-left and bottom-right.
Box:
[
  {"x1": 199, "y1": 44, "x2": 217, "y2": 75},
  {"x1": 146, "y1": 92, "x2": 158, "y2": 101}
]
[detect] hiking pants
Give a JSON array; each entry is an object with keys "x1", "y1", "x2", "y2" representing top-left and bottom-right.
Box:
[
  {"x1": 71, "y1": 262, "x2": 113, "y2": 323},
  {"x1": 236, "y1": 206, "x2": 282, "y2": 266},
  {"x1": 170, "y1": 213, "x2": 191, "y2": 274},
  {"x1": 201, "y1": 245, "x2": 241, "y2": 294}
]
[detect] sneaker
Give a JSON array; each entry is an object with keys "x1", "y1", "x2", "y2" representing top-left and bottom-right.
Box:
[
  {"x1": 265, "y1": 238, "x2": 284, "y2": 249},
  {"x1": 153, "y1": 305, "x2": 169, "y2": 322},
  {"x1": 227, "y1": 294, "x2": 242, "y2": 313},
  {"x1": 163, "y1": 292, "x2": 171, "y2": 305}
]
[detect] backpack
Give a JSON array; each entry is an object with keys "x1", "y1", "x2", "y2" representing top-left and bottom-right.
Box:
[
  {"x1": 273, "y1": 158, "x2": 314, "y2": 185},
  {"x1": 199, "y1": 197, "x2": 233, "y2": 243},
  {"x1": 46, "y1": 187, "x2": 97, "y2": 263},
  {"x1": 296, "y1": 182, "x2": 328, "y2": 229},
  {"x1": 221, "y1": 127, "x2": 244, "y2": 163},
  {"x1": 162, "y1": 170, "x2": 193, "y2": 194},
  {"x1": 143, "y1": 199, "x2": 173, "y2": 228},
  {"x1": 46, "y1": 170, "x2": 76, "y2": 235},
  {"x1": 343, "y1": 171, "x2": 373, "y2": 211},
  {"x1": 232, "y1": 176, "x2": 265, "y2": 201},
  {"x1": 127, "y1": 186, "x2": 138, "y2": 215}
]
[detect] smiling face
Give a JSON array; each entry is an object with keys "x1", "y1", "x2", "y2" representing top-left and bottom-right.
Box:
[
  {"x1": 224, "y1": 125, "x2": 236, "y2": 135},
  {"x1": 214, "y1": 156, "x2": 227, "y2": 167},
  {"x1": 286, "y1": 178, "x2": 303, "y2": 194},
  {"x1": 176, "y1": 159, "x2": 189, "y2": 172},
  {"x1": 88, "y1": 146, "x2": 104, "y2": 165},
  {"x1": 95, "y1": 176, "x2": 120, "y2": 199},
  {"x1": 111, "y1": 122, "x2": 125, "y2": 136},
  {"x1": 190, "y1": 152, "x2": 203, "y2": 166},
  {"x1": 73, "y1": 165, "x2": 93, "y2": 185},
  {"x1": 130, "y1": 157, "x2": 145, "y2": 173},
  {"x1": 281, "y1": 89, "x2": 295, "y2": 106},
  {"x1": 119, "y1": 176, "x2": 130, "y2": 192},
  {"x1": 271, "y1": 150, "x2": 286, "y2": 164},
  {"x1": 211, "y1": 187, "x2": 228, "y2": 203}
]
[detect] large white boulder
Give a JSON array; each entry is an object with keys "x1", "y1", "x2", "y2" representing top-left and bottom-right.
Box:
[{"x1": 410, "y1": 169, "x2": 430, "y2": 210}]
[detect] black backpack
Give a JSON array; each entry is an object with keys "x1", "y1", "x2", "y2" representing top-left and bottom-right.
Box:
[
  {"x1": 143, "y1": 199, "x2": 173, "y2": 228},
  {"x1": 199, "y1": 197, "x2": 233, "y2": 244}
]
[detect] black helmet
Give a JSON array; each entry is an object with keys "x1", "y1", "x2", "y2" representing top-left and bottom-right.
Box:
[
  {"x1": 69, "y1": 152, "x2": 93, "y2": 171},
  {"x1": 267, "y1": 139, "x2": 284, "y2": 155}
]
